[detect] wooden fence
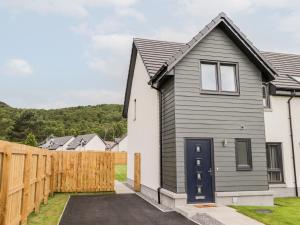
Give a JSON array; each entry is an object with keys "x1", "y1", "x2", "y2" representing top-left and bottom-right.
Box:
[
  {"x1": 114, "y1": 152, "x2": 127, "y2": 165},
  {"x1": 0, "y1": 141, "x2": 116, "y2": 225},
  {"x1": 134, "y1": 153, "x2": 141, "y2": 192}
]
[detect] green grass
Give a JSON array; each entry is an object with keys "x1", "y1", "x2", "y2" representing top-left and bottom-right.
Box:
[
  {"x1": 28, "y1": 193, "x2": 69, "y2": 225},
  {"x1": 115, "y1": 164, "x2": 127, "y2": 182},
  {"x1": 231, "y1": 198, "x2": 300, "y2": 225}
]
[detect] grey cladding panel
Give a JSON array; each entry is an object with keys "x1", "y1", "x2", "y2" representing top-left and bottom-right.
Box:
[
  {"x1": 161, "y1": 78, "x2": 177, "y2": 193},
  {"x1": 174, "y1": 27, "x2": 268, "y2": 193}
]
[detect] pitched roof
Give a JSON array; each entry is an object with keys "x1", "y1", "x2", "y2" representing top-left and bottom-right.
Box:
[
  {"x1": 261, "y1": 52, "x2": 300, "y2": 90},
  {"x1": 67, "y1": 134, "x2": 98, "y2": 150},
  {"x1": 133, "y1": 38, "x2": 185, "y2": 77},
  {"x1": 40, "y1": 136, "x2": 74, "y2": 150},
  {"x1": 149, "y1": 12, "x2": 277, "y2": 84},
  {"x1": 122, "y1": 12, "x2": 299, "y2": 118},
  {"x1": 133, "y1": 38, "x2": 300, "y2": 90}
]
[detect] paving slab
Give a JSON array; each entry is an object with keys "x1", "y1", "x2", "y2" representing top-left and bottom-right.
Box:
[
  {"x1": 176, "y1": 204, "x2": 264, "y2": 225},
  {"x1": 59, "y1": 194, "x2": 198, "y2": 225},
  {"x1": 114, "y1": 180, "x2": 135, "y2": 194}
]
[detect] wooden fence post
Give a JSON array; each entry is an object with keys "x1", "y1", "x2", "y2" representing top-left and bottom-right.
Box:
[
  {"x1": 0, "y1": 144, "x2": 12, "y2": 225},
  {"x1": 21, "y1": 147, "x2": 32, "y2": 225},
  {"x1": 134, "y1": 153, "x2": 141, "y2": 192},
  {"x1": 34, "y1": 152, "x2": 42, "y2": 213}
]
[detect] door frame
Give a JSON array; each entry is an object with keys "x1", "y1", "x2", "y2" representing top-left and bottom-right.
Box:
[{"x1": 184, "y1": 137, "x2": 216, "y2": 203}]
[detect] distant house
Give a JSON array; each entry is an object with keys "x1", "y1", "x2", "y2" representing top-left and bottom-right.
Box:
[
  {"x1": 105, "y1": 141, "x2": 116, "y2": 150},
  {"x1": 111, "y1": 135, "x2": 128, "y2": 151},
  {"x1": 66, "y1": 134, "x2": 106, "y2": 151},
  {"x1": 40, "y1": 136, "x2": 75, "y2": 150}
]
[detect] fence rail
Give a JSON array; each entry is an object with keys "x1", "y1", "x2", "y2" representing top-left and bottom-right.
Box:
[
  {"x1": 0, "y1": 141, "x2": 121, "y2": 225},
  {"x1": 114, "y1": 152, "x2": 127, "y2": 165}
]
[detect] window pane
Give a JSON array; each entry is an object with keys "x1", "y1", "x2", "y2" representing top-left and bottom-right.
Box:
[
  {"x1": 220, "y1": 65, "x2": 237, "y2": 92},
  {"x1": 236, "y1": 139, "x2": 252, "y2": 170},
  {"x1": 236, "y1": 141, "x2": 248, "y2": 166},
  {"x1": 201, "y1": 63, "x2": 217, "y2": 91},
  {"x1": 266, "y1": 143, "x2": 283, "y2": 183}
]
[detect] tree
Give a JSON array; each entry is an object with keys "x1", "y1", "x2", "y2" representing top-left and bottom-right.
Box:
[{"x1": 24, "y1": 133, "x2": 38, "y2": 147}]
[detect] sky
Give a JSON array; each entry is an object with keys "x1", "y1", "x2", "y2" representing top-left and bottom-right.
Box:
[{"x1": 1, "y1": 0, "x2": 300, "y2": 109}]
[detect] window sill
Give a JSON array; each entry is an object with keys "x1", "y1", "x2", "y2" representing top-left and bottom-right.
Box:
[{"x1": 200, "y1": 91, "x2": 240, "y2": 96}]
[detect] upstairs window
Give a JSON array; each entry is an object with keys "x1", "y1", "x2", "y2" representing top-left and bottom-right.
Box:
[
  {"x1": 262, "y1": 84, "x2": 270, "y2": 108},
  {"x1": 235, "y1": 139, "x2": 252, "y2": 171},
  {"x1": 266, "y1": 143, "x2": 284, "y2": 183},
  {"x1": 200, "y1": 61, "x2": 238, "y2": 94}
]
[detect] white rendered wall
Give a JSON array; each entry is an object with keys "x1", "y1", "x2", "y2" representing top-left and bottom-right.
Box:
[
  {"x1": 75, "y1": 136, "x2": 106, "y2": 151},
  {"x1": 112, "y1": 136, "x2": 128, "y2": 151},
  {"x1": 264, "y1": 96, "x2": 300, "y2": 193},
  {"x1": 127, "y1": 52, "x2": 160, "y2": 191}
]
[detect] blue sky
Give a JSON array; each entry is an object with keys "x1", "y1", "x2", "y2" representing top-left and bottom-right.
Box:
[{"x1": 0, "y1": 0, "x2": 300, "y2": 109}]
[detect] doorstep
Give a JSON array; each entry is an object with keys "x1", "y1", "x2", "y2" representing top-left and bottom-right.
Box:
[{"x1": 175, "y1": 204, "x2": 264, "y2": 225}]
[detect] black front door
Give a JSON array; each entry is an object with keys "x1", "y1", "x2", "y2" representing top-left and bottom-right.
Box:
[{"x1": 186, "y1": 139, "x2": 214, "y2": 203}]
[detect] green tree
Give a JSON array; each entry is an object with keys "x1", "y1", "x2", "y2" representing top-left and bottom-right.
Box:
[{"x1": 24, "y1": 133, "x2": 38, "y2": 147}]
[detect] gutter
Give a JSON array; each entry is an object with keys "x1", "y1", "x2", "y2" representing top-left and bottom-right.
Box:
[
  {"x1": 151, "y1": 85, "x2": 163, "y2": 204},
  {"x1": 288, "y1": 91, "x2": 299, "y2": 197}
]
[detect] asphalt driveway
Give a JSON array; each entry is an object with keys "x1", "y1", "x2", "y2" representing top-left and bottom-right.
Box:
[{"x1": 59, "y1": 194, "x2": 197, "y2": 225}]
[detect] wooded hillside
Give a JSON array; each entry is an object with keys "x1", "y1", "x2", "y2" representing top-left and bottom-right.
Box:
[{"x1": 0, "y1": 102, "x2": 126, "y2": 143}]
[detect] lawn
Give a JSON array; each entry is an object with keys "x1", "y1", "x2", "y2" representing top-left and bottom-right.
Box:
[
  {"x1": 28, "y1": 193, "x2": 69, "y2": 225},
  {"x1": 115, "y1": 164, "x2": 127, "y2": 182},
  {"x1": 232, "y1": 198, "x2": 300, "y2": 225}
]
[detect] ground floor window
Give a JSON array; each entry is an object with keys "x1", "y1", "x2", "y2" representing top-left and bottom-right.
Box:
[{"x1": 266, "y1": 143, "x2": 284, "y2": 183}]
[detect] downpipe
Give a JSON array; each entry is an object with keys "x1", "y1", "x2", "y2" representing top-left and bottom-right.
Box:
[
  {"x1": 288, "y1": 91, "x2": 298, "y2": 197},
  {"x1": 152, "y1": 85, "x2": 163, "y2": 204}
]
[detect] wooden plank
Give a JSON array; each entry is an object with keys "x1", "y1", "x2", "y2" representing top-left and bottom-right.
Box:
[
  {"x1": 34, "y1": 153, "x2": 42, "y2": 213},
  {"x1": 134, "y1": 153, "x2": 141, "y2": 192},
  {"x1": 21, "y1": 147, "x2": 31, "y2": 225},
  {"x1": 0, "y1": 143, "x2": 12, "y2": 225}
]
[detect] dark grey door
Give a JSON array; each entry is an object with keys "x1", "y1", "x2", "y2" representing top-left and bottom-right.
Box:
[{"x1": 186, "y1": 139, "x2": 214, "y2": 203}]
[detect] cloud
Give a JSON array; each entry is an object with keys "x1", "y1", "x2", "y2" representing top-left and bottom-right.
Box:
[
  {"x1": 1, "y1": 58, "x2": 33, "y2": 76},
  {"x1": 115, "y1": 7, "x2": 145, "y2": 22},
  {"x1": 91, "y1": 33, "x2": 132, "y2": 53},
  {"x1": 0, "y1": 0, "x2": 140, "y2": 17}
]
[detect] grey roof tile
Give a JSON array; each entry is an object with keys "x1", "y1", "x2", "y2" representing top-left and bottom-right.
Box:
[
  {"x1": 41, "y1": 136, "x2": 74, "y2": 150},
  {"x1": 67, "y1": 134, "x2": 98, "y2": 150}
]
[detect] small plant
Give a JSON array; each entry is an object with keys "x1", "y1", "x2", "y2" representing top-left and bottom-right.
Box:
[{"x1": 24, "y1": 132, "x2": 38, "y2": 147}]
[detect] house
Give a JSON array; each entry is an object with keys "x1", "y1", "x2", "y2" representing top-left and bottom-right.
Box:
[
  {"x1": 123, "y1": 12, "x2": 300, "y2": 208},
  {"x1": 111, "y1": 135, "x2": 128, "y2": 151},
  {"x1": 66, "y1": 134, "x2": 106, "y2": 151},
  {"x1": 40, "y1": 136, "x2": 75, "y2": 150},
  {"x1": 262, "y1": 52, "x2": 300, "y2": 198},
  {"x1": 105, "y1": 141, "x2": 116, "y2": 150}
]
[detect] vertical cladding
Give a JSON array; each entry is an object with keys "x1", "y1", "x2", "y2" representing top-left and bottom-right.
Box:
[
  {"x1": 174, "y1": 27, "x2": 268, "y2": 193},
  {"x1": 161, "y1": 78, "x2": 177, "y2": 192}
]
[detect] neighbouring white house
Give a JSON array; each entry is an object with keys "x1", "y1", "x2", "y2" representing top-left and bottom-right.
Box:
[
  {"x1": 111, "y1": 135, "x2": 128, "y2": 151},
  {"x1": 40, "y1": 136, "x2": 75, "y2": 150},
  {"x1": 123, "y1": 12, "x2": 300, "y2": 208},
  {"x1": 262, "y1": 53, "x2": 300, "y2": 198},
  {"x1": 66, "y1": 134, "x2": 106, "y2": 151}
]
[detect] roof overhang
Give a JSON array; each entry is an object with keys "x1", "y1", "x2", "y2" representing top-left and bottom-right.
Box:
[
  {"x1": 150, "y1": 12, "x2": 278, "y2": 87},
  {"x1": 122, "y1": 43, "x2": 137, "y2": 118}
]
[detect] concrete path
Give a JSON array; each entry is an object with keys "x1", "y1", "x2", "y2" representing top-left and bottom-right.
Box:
[
  {"x1": 176, "y1": 204, "x2": 264, "y2": 225},
  {"x1": 115, "y1": 180, "x2": 135, "y2": 194}
]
